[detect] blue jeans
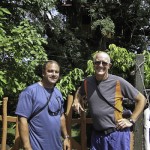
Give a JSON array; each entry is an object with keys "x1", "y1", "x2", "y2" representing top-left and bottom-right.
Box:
[{"x1": 91, "y1": 128, "x2": 130, "y2": 150}]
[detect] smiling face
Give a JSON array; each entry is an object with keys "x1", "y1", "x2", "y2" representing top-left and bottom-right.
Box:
[
  {"x1": 42, "y1": 61, "x2": 60, "y2": 88},
  {"x1": 93, "y1": 52, "x2": 111, "y2": 81}
]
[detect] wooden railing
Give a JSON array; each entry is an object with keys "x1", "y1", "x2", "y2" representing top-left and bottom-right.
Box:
[
  {"x1": 0, "y1": 97, "x2": 22, "y2": 150},
  {"x1": 66, "y1": 95, "x2": 92, "y2": 150},
  {"x1": 0, "y1": 96, "x2": 134, "y2": 150}
]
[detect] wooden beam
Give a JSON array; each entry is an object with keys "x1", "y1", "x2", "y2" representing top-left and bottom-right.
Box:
[
  {"x1": 0, "y1": 116, "x2": 17, "y2": 122},
  {"x1": 65, "y1": 95, "x2": 73, "y2": 150},
  {"x1": 71, "y1": 138, "x2": 81, "y2": 150},
  {"x1": 71, "y1": 118, "x2": 92, "y2": 124},
  {"x1": 134, "y1": 54, "x2": 144, "y2": 150},
  {"x1": 1, "y1": 97, "x2": 8, "y2": 150},
  {"x1": 81, "y1": 109, "x2": 87, "y2": 150},
  {"x1": 0, "y1": 115, "x2": 2, "y2": 121}
]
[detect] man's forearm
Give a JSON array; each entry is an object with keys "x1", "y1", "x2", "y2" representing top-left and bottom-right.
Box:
[
  {"x1": 18, "y1": 116, "x2": 32, "y2": 150},
  {"x1": 74, "y1": 87, "x2": 84, "y2": 104},
  {"x1": 131, "y1": 92, "x2": 146, "y2": 122},
  {"x1": 72, "y1": 88, "x2": 85, "y2": 113},
  {"x1": 61, "y1": 114, "x2": 71, "y2": 150},
  {"x1": 60, "y1": 114, "x2": 69, "y2": 138},
  {"x1": 74, "y1": 87, "x2": 81, "y2": 102}
]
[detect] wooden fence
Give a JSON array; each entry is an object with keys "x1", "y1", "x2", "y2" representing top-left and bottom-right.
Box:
[
  {"x1": 0, "y1": 95, "x2": 134, "y2": 150},
  {"x1": 66, "y1": 95, "x2": 92, "y2": 150},
  {"x1": 0, "y1": 97, "x2": 22, "y2": 150},
  {"x1": 0, "y1": 95, "x2": 92, "y2": 150}
]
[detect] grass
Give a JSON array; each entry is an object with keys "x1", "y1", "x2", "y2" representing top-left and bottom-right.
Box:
[
  {"x1": 71, "y1": 124, "x2": 81, "y2": 142},
  {"x1": 71, "y1": 123, "x2": 92, "y2": 148}
]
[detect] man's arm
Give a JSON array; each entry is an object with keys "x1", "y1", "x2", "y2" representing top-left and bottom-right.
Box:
[
  {"x1": 72, "y1": 87, "x2": 84, "y2": 114},
  {"x1": 60, "y1": 113, "x2": 71, "y2": 150},
  {"x1": 117, "y1": 92, "x2": 146, "y2": 129},
  {"x1": 18, "y1": 116, "x2": 32, "y2": 150},
  {"x1": 130, "y1": 92, "x2": 146, "y2": 122}
]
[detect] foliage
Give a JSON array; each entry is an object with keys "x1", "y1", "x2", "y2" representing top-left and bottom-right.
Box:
[
  {"x1": 46, "y1": 27, "x2": 86, "y2": 74},
  {"x1": 0, "y1": 9, "x2": 48, "y2": 101},
  {"x1": 0, "y1": 1, "x2": 150, "y2": 104},
  {"x1": 0, "y1": 0, "x2": 57, "y2": 31},
  {"x1": 91, "y1": 17, "x2": 115, "y2": 38},
  {"x1": 108, "y1": 44, "x2": 135, "y2": 74},
  {"x1": 0, "y1": 7, "x2": 11, "y2": 98},
  {"x1": 143, "y1": 50, "x2": 150, "y2": 88},
  {"x1": 56, "y1": 0, "x2": 150, "y2": 64},
  {"x1": 88, "y1": 0, "x2": 150, "y2": 52},
  {"x1": 85, "y1": 60, "x2": 94, "y2": 76},
  {"x1": 56, "y1": 68, "x2": 84, "y2": 99}
]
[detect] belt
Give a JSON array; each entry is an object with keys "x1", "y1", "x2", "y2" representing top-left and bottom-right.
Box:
[{"x1": 94, "y1": 127, "x2": 116, "y2": 135}]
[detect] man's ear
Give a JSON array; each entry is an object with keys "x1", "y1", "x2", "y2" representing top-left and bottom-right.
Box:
[{"x1": 108, "y1": 63, "x2": 112, "y2": 69}]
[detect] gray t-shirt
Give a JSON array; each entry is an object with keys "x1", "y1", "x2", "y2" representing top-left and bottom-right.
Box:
[{"x1": 79, "y1": 74, "x2": 139, "y2": 131}]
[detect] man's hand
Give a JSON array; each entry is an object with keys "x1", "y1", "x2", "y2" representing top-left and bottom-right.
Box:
[
  {"x1": 73, "y1": 87, "x2": 85, "y2": 114},
  {"x1": 63, "y1": 138, "x2": 71, "y2": 150},
  {"x1": 116, "y1": 118, "x2": 134, "y2": 130},
  {"x1": 72, "y1": 101, "x2": 84, "y2": 114},
  {"x1": 24, "y1": 147, "x2": 33, "y2": 150}
]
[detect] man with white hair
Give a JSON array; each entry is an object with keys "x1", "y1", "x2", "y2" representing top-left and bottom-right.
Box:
[{"x1": 73, "y1": 51, "x2": 146, "y2": 150}]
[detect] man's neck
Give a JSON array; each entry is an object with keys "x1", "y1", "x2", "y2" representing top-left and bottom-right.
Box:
[
  {"x1": 95, "y1": 74, "x2": 109, "y2": 81},
  {"x1": 39, "y1": 80, "x2": 54, "y2": 89}
]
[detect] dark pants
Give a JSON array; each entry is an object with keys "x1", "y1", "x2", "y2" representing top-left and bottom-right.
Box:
[{"x1": 91, "y1": 128, "x2": 130, "y2": 150}]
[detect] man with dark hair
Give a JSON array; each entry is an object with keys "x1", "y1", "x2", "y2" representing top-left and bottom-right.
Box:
[
  {"x1": 16, "y1": 60, "x2": 70, "y2": 150},
  {"x1": 73, "y1": 52, "x2": 146, "y2": 150}
]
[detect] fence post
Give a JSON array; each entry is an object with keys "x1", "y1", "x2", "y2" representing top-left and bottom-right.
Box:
[
  {"x1": 134, "y1": 54, "x2": 144, "y2": 150},
  {"x1": 65, "y1": 95, "x2": 73, "y2": 150},
  {"x1": 80, "y1": 99, "x2": 87, "y2": 150},
  {"x1": 10, "y1": 117, "x2": 23, "y2": 150},
  {"x1": 1, "y1": 97, "x2": 8, "y2": 150}
]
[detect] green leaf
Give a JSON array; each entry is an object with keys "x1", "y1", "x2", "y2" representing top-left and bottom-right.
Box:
[{"x1": 0, "y1": 8, "x2": 11, "y2": 15}]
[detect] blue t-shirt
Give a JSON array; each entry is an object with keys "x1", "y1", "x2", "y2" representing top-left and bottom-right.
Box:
[{"x1": 15, "y1": 83, "x2": 64, "y2": 150}]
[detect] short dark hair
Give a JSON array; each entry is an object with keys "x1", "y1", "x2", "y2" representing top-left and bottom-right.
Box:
[
  {"x1": 35, "y1": 60, "x2": 60, "y2": 78},
  {"x1": 42, "y1": 60, "x2": 60, "y2": 73}
]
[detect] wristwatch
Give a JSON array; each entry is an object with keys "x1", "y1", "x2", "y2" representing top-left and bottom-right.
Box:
[
  {"x1": 64, "y1": 135, "x2": 70, "y2": 139},
  {"x1": 128, "y1": 118, "x2": 135, "y2": 125}
]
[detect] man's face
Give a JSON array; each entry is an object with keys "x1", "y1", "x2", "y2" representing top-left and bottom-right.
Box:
[
  {"x1": 93, "y1": 53, "x2": 111, "y2": 77},
  {"x1": 43, "y1": 63, "x2": 60, "y2": 85}
]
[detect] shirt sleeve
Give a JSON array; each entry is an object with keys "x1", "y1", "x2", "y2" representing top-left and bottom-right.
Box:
[
  {"x1": 15, "y1": 90, "x2": 33, "y2": 119},
  {"x1": 120, "y1": 77, "x2": 139, "y2": 101}
]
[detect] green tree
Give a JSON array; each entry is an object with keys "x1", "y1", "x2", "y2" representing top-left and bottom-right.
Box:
[
  {"x1": 1, "y1": 0, "x2": 150, "y2": 72},
  {"x1": 0, "y1": 0, "x2": 57, "y2": 30},
  {"x1": 57, "y1": 0, "x2": 150, "y2": 52},
  {"x1": 0, "y1": 1, "x2": 150, "y2": 104},
  {"x1": 56, "y1": 68, "x2": 84, "y2": 99},
  {"x1": 0, "y1": 0, "x2": 88, "y2": 74},
  {"x1": 0, "y1": 8, "x2": 48, "y2": 103}
]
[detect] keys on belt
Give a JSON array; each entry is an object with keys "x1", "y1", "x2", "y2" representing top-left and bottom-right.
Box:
[{"x1": 94, "y1": 127, "x2": 116, "y2": 135}]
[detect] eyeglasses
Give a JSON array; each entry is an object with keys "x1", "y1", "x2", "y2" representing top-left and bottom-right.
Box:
[
  {"x1": 94, "y1": 61, "x2": 109, "y2": 66},
  {"x1": 48, "y1": 96, "x2": 62, "y2": 116}
]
